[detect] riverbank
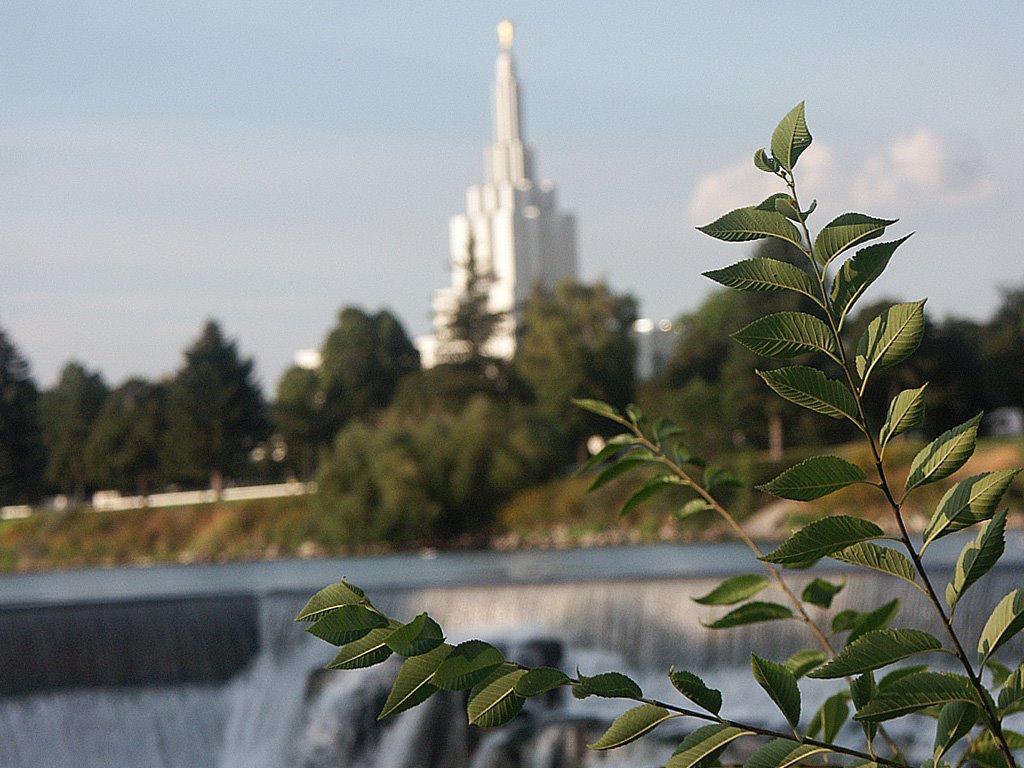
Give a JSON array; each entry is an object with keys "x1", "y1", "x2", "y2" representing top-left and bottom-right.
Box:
[{"x1": 2, "y1": 437, "x2": 1020, "y2": 573}]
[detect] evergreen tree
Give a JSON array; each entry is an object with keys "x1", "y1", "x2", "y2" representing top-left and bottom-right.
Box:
[
  {"x1": 84, "y1": 378, "x2": 166, "y2": 494},
  {"x1": 271, "y1": 365, "x2": 321, "y2": 480},
  {"x1": 0, "y1": 325, "x2": 43, "y2": 504},
  {"x1": 39, "y1": 361, "x2": 107, "y2": 502},
  {"x1": 162, "y1": 320, "x2": 267, "y2": 488},
  {"x1": 442, "y1": 236, "x2": 507, "y2": 372}
]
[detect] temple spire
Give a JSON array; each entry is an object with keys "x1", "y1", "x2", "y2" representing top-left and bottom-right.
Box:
[{"x1": 488, "y1": 19, "x2": 532, "y2": 184}]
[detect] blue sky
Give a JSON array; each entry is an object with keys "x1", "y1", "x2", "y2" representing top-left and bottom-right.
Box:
[{"x1": 3, "y1": 2, "x2": 1022, "y2": 392}]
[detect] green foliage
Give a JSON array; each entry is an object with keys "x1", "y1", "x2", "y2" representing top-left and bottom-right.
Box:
[
  {"x1": 84, "y1": 378, "x2": 166, "y2": 494},
  {"x1": 299, "y1": 105, "x2": 1023, "y2": 768},
  {"x1": 0, "y1": 324, "x2": 44, "y2": 504},
  {"x1": 39, "y1": 361, "x2": 108, "y2": 501}
]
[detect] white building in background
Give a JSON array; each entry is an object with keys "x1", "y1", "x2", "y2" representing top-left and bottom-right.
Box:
[{"x1": 416, "y1": 20, "x2": 577, "y2": 368}]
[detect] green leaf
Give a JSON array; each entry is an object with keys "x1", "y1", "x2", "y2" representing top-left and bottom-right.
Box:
[
  {"x1": 621, "y1": 473, "x2": 685, "y2": 517},
  {"x1": 947, "y1": 509, "x2": 1007, "y2": 608},
  {"x1": 589, "y1": 457, "x2": 649, "y2": 491},
  {"x1": 785, "y1": 649, "x2": 828, "y2": 679},
  {"x1": 923, "y1": 469, "x2": 1020, "y2": 547},
  {"x1": 832, "y1": 609, "x2": 861, "y2": 633},
  {"x1": 378, "y1": 643, "x2": 451, "y2": 720},
  {"x1": 761, "y1": 515, "x2": 882, "y2": 566},
  {"x1": 575, "y1": 671, "x2": 643, "y2": 699},
  {"x1": 751, "y1": 654, "x2": 801, "y2": 729},
  {"x1": 775, "y1": 196, "x2": 802, "y2": 222},
  {"x1": 467, "y1": 665, "x2": 527, "y2": 727},
  {"x1": 879, "y1": 384, "x2": 928, "y2": 449},
  {"x1": 326, "y1": 622, "x2": 400, "y2": 670},
  {"x1": 933, "y1": 701, "x2": 978, "y2": 764},
  {"x1": 295, "y1": 580, "x2": 368, "y2": 622},
  {"x1": 998, "y1": 665, "x2": 1024, "y2": 715},
  {"x1": 514, "y1": 666, "x2": 569, "y2": 697},
  {"x1": 905, "y1": 414, "x2": 983, "y2": 493},
  {"x1": 678, "y1": 499, "x2": 713, "y2": 520},
  {"x1": 831, "y1": 236, "x2": 911, "y2": 323},
  {"x1": 578, "y1": 433, "x2": 636, "y2": 474},
  {"x1": 757, "y1": 366, "x2": 859, "y2": 422},
  {"x1": 703, "y1": 258, "x2": 818, "y2": 299},
  {"x1": 814, "y1": 213, "x2": 897, "y2": 267},
  {"x1": 802, "y1": 576, "x2": 846, "y2": 608},
  {"x1": 754, "y1": 148, "x2": 779, "y2": 173},
  {"x1": 745, "y1": 739, "x2": 828, "y2": 768},
  {"x1": 306, "y1": 604, "x2": 389, "y2": 646},
  {"x1": 848, "y1": 599, "x2": 901, "y2": 644},
  {"x1": 830, "y1": 542, "x2": 918, "y2": 588},
  {"x1": 851, "y1": 671, "x2": 876, "y2": 709},
  {"x1": 854, "y1": 672, "x2": 978, "y2": 722},
  {"x1": 878, "y1": 664, "x2": 929, "y2": 690},
  {"x1": 693, "y1": 574, "x2": 770, "y2": 606},
  {"x1": 432, "y1": 639, "x2": 504, "y2": 690},
  {"x1": 770, "y1": 102, "x2": 812, "y2": 172},
  {"x1": 808, "y1": 629, "x2": 944, "y2": 679},
  {"x1": 758, "y1": 457, "x2": 867, "y2": 503},
  {"x1": 978, "y1": 588, "x2": 1024, "y2": 664},
  {"x1": 669, "y1": 667, "x2": 723, "y2": 714},
  {"x1": 571, "y1": 398, "x2": 620, "y2": 420},
  {"x1": 703, "y1": 601, "x2": 793, "y2": 629},
  {"x1": 855, "y1": 300, "x2": 927, "y2": 384},
  {"x1": 732, "y1": 312, "x2": 837, "y2": 361},
  {"x1": 384, "y1": 613, "x2": 445, "y2": 656},
  {"x1": 704, "y1": 464, "x2": 741, "y2": 490},
  {"x1": 589, "y1": 704, "x2": 678, "y2": 750},
  {"x1": 668, "y1": 725, "x2": 753, "y2": 768},
  {"x1": 807, "y1": 694, "x2": 851, "y2": 743},
  {"x1": 697, "y1": 206, "x2": 803, "y2": 248},
  {"x1": 988, "y1": 659, "x2": 1014, "y2": 688}
]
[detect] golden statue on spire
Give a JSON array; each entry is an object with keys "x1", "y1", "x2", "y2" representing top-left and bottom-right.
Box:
[{"x1": 497, "y1": 19, "x2": 514, "y2": 52}]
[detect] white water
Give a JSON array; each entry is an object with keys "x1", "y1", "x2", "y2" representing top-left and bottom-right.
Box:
[{"x1": 1, "y1": 545, "x2": 1022, "y2": 768}]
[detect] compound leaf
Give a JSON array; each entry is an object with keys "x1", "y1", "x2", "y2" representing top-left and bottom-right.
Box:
[
  {"x1": 467, "y1": 665, "x2": 527, "y2": 728},
  {"x1": 757, "y1": 366, "x2": 859, "y2": 422},
  {"x1": 978, "y1": 589, "x2": 1024, "y2": 664},
  {"x1": 751, "y1": 654, "x2": 801, "y2": 729},
  {"x1": 668, "y1": 725, "x2": 753, "y2": 768},
  {"x1": 946, "y1": 509, "x2": 1007, "y2": 609},
  {"x1": 761, "y1": 515, "x2": 882, "y2": 567},
  {"x1": 670, "y1": 667, "x2": 723, "y2": 714},
  {"x1": 693, "y1": 574, "x2": 771, "y2": 606},
  {"x1": 698, "y1": 206, "x2": 803, "y2": 248},
  {"x1": 433, "y1": 639, "x2": 505, "y2": 691},
  {"x1": 855, "y1": 300, "x2": 927, "y2": 385},
  {"x1": 854, "y1": 672, "x2": 978, "y2": 722},
  {"x1": 770, "y1": 102, "x2": 812, "y2": 172},
  {"x1": 906, "y1": 414, "x2": 983, "y2": 493},
  {"x1": 703, "y1": 258, "x2": 818, "y2": 299},
  {"x1": 733, "y1": 312, "x2": 837, "y2": 361},
  {"x1": 814, "y1": 213, "x2": 897, "y2": 267},
  {"x1": 703, "y1": 601, "x2": 793, "y2": 629},
  {"x1": 924, "y1": 469, "x2": 1020, "y2": 547},
  {"x1": 830, "y1": 542, "x2": 918, "y2": 588},
  {"x1": 589, "y1": 704, "x2": 678, "y2": 750},
  {"x1": 378, "y1": 643, "x2": 451, "y2": 720},
  {"x1": 880, "y1": 384, "x2": 928, "y2": 449},
  {"x1": 808, "y1": 629, "x2": 944, "y2": 679},
  {"x1": 831, "y1": 236, "x2": 911, "y2": 323}
]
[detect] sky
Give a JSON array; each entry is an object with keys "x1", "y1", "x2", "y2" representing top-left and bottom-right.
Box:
[{"x1": 3, "y1": 2, "x2": 1023, "y2": 394}]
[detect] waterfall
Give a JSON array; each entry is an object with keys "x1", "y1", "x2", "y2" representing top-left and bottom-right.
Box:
[{"x1": 0, "y1": 549, "x2": 1021, "y2": 767}]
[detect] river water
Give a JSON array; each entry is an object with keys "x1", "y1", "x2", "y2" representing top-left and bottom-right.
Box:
[{"x1": 1, "y1": 538, "x2": 1021, "y2": 767}]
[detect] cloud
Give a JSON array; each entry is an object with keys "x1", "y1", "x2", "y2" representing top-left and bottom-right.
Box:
[
  {"x1": 853, "y1": 129, "x2": 995, "y2": 207},
  {"x1": 686, "y1": 144, "x2": 834, "y2": 225}
]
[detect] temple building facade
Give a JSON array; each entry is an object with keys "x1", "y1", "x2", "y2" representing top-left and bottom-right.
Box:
[{"x1": 417, "y1": 21, "x2": 577, "y2": 367}]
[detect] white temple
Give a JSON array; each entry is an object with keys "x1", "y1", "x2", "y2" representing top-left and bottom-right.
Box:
[{"x1": 417, "y1": 20, "x2": 578, "y2": 367}]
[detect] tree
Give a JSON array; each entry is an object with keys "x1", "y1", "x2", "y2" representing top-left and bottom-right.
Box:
[
  {"x1": 84, "y1": 378, "x2": 166, "y2": 494},
  {"x1": 161, "y1": 320, "x2": 267, "y2": 488},
  {"x1": 982, "y1": 284, "x2": 1024, "y2": 410},
  {"x1": 271, "y1": 365, "x2": 321, "y2": 480},
  {"x1": 0, "y1": 325, "x2": 43, "y2": 504},
  {"x1": 39, "y1": 361, "x2": 107, "y2": 502},
  {"x1": 440, "y1": 236, "x2": 508, "y2": 372},
  {"x1": 514, "y1": 281, "x2": 637, "y2": 450},
  {"x1": 317, "y1": 307, "x2": 420, "y2": 439}
]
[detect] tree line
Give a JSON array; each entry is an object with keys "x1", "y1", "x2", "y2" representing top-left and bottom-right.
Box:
[{"x1": 1, "y1": 253, "x2": 1021, "y2": 546}]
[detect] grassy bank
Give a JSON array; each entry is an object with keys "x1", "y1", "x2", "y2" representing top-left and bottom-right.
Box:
[{"x1": 2, "y1": 437, "x2": 1021, "y2": 573}]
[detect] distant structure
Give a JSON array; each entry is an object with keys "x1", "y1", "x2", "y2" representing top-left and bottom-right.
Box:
[{"x1": 417, "y1": 20, "x2": 577, "y2": 367}]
